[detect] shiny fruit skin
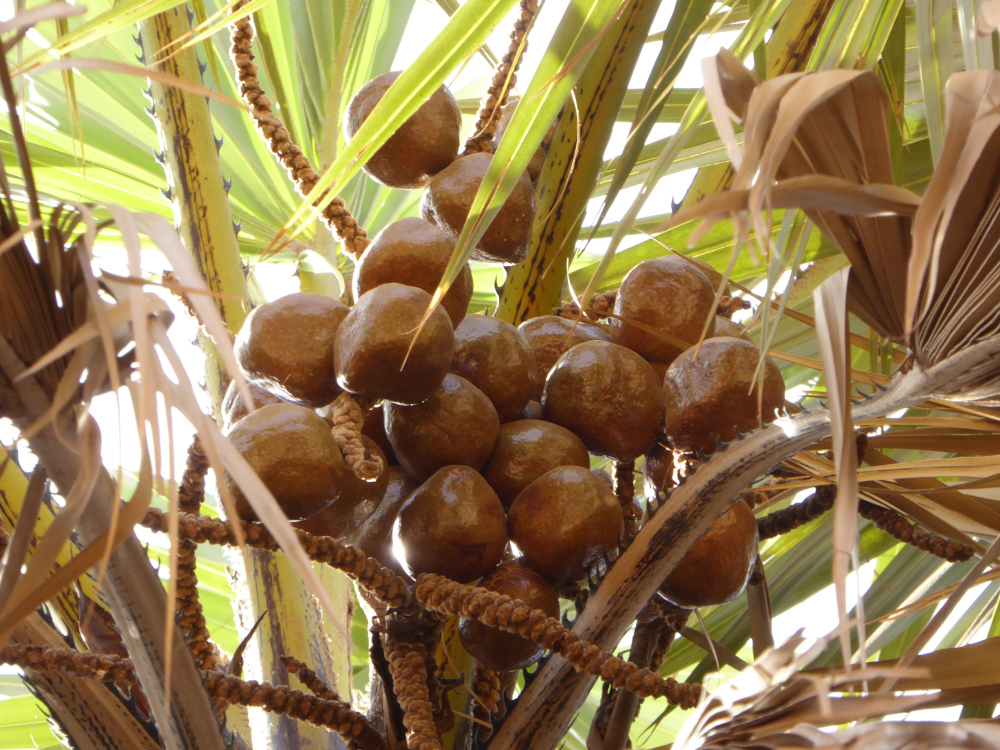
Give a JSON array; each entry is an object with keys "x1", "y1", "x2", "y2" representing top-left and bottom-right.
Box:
[
  {"x1": 344, "y1": 72, "x2": 461, "y2": 189},
  {"x1": 610, "y1": 256, "x2": 716, "y2": 366},
  {"x1": 295, "y1": 436, "x2": 388, "y2": 539},
  {"x1": 481, "y1": 419, "x2": 590, "y2": 507},
  {"x1": 459, "y1": 562, "x2": 560, "y2": 671},
  {"x1": 712, "y1": 315, "x2": 751, "y2": 341},
  {"x1": 508, "y1": 466, "x2": 621, "y2": 583},
  {"x1": 235, "y1": 293, "x2": 349, "y2": 408},
  {"x1": 420, "y1": 152, "x2": 535, "y2": 264},
  {"x1": 383, "y1": 374, "x2": 500, "y2": 481},
  {"x1": 541, "y1": 340, "x2": 664, "y2": 462},
  {"x1": 450, "y1": 315, "x2": 541, "y2": 422},
  {"x1": 334, "y1": 283, "x2": 455, "y2": 405},
  {"x1": 361, "y1": 402, "x2": 397, "y2": 465},
  {"x1": 659, "y1": 499, "x2": 758, "y2": 608},
  {"x1": 662, "y1": 337, "x2": 785, "y2": 455},
  {"x1": 222, "y1": 379, "x2": 287, "y2": 432},
  {"x1": 349, "y1": 466, "x2": 420, "y2": 573},
  {"x1": 395, "y1": 466, "x2": 508, "y2": 583},
  {"x1": 517, "y1": 316, "x2": 610, "y2": 399},
  {"x1": 353, "y1": 217, "x2": 473, "y2": 329},
  {"x1": 226, "y1": 403, "x2": 344, "y2": 522}
]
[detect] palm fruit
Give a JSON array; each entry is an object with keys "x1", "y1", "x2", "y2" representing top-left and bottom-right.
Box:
[
  {"x1": 295, "y1": 437, "x2": 388, "y2": 539},
  {"x1": 610, "y1": 256, "x2": 716, "y2": 366},
  {"x1": 361, "y1": 403, "x2": 396, "y2": 465},
  {"x1": 353, "y1": 217, "x2": 473, "y2": 328},
  {"x1": 643, "y1": 438, "x2": 674, "y2": 502},
  {"x1": 225, "y1": 403, "x2": 344, "y2": 522},
  {"x1": 221, "y1": 379, "x2": 287, "y2": 432},
  {"x1": 235, "y1": 293, "x2": 349, "y2": 408},
  {"x1": 542, "y1": 340, "x2": 664, "y2": 462},
  {"x1": 517, "y1": 315, "x2": 610, "y2": 397},
  {"x1": 508, "y1": 466, "x2": 621, "y2": 583},
  {"x1": 334, "y1": 283, "x2": 454, "y2": 405},
  {"x1": 481, "y1": 419, "x2": 590, "y2": 507},
  {"x1": 450, "y1": 315, "x2": 541, "y2": 422},
  {"x1": 350, "y1": 466, "x2": 420, "y2": 572},
  {"x1": 662, "y1": 337, "x2": 785, "y2": 455},
  {"x1": 344, "y1": 71, "x2": 461, "y2": 189},
  {"x1": 420, "y1": 152, "x2": 535, "y2": 264},
  {"x1": 459, "y1": 561, "x2": 560, "y2": 671},
  {"x1": 383, "y1": 374, "x2": 500, "y2": 481},
  {"x1": 659, "y1": 499, "x2": 758, "y2": 608},
  {"x1": 712, "y1": 316, "x2": 751, "y2": 341},
  {"x1": 394, "y1": 466, "x2": 508, "y2": 582}
]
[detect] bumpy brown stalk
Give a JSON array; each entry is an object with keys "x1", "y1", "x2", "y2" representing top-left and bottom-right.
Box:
[
  {"x1": 228, "y1": 2, "x2": 369, "y2": 258},
  {"x1": 462, "y1": 0, "x2": 539, "y2": 155},
  {"x1": 204, "y1": 671, "x2": 385, "y2": 750},
  {"x1": 281, "y1": 655, "x2": 341, "y2": 702},
  {"x1": 858, "y1": 500, "x2": 975, "y2": 562},
  {"x1": 415, "y1": 574, "x2": 701, "y2": 707},
  {"x1": 757, "y1": 485, "x2": 836, "y2": 539},
  {"x1": 172, "y1": 434, "x2": 217, "y2": 670},
  {"x1": 141, "y1": 508, "x2": 411, "y2": 606},
  {"x1": 330, "y1": 392, "x2": 384, "y2": 482},
  {"x1": 383, "y1": 637, "x2": 441, "y2": 750},
  {"x1": 0, "y1": 644, "x2": 137, "y2": 684},
  {"x1": 470, "y1": 662, "x2": 503, "y2": 741},
  {"x1": 613, "y1": 460, "x2": 639, "y2": 539}
]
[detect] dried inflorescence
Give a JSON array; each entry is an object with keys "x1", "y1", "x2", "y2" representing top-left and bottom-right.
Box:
[
  {"x1": 858, "y1": 500, "x2": 975, "y2": 562},
  {"x1": 1, "y1": 643, "x2": 137, "y2": 684},
  {"x1": 470, "y1": 662, "x2": 503, "y2": 741},
  {"x1": 613, "y1": 460, "x2": 639, "y2": 539},
  {"x1": 204, "y1": 671, "x2": 385, "y2": 750},
  {"x1": 757, "y1": 485, "x2": 836, "y2": 539},
  {"x1": 228, "y1": 2, "x2": 368, "y2": 258},
  {"x1": 383, "y1": 636, "x2": 441, "y2": 750},
  {"x1": 330, "y1": 392, "x2": 384, "y2": 482},
  {"x1": 141, "y1": 508, "x2": 411, "y2": 606},
  {"x1": 281, "y1": 655, "x2": 341, "y2": 702},
  {"x1": 463, "y1": 0, "x2": 539, "y2": 155},
  {"x1": 415, "y1": 574, "x2": 701, "y2": 707}
]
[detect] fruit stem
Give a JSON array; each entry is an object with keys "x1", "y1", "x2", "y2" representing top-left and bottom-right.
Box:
[
  {"x1": 228, "y1": 1, "x2": 369, "y2": 258},
  {"x1": 330, "y1": 392, "x2": 385, "y2": 481}
]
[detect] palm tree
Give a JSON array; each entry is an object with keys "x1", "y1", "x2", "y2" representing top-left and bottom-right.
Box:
[{"x1": 3, "y1": 1, "x2": 1000, "y2": 749}]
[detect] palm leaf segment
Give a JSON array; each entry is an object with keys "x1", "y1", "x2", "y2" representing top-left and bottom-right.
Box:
[{"x1": 689, "y1": 52, "x2": 1000, "y2": 402}]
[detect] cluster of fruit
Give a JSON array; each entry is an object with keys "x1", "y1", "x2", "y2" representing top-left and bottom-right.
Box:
[{"x1": 220, "y1": 74, "x2": 786, "y2": 673}]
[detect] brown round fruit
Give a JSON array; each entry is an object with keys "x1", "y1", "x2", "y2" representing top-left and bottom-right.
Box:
[
  {"x1": 334, "y1": 283, "x2": 455, "y2": 405},
  {"x1": 221, "y1": 379, "x2": 288, "y2": 432},
  {"x1": 235, "y1": 293, "x2": 349, "y2": 408},
  {"x1": 295, "y1": 436, "x2": 388, "y2": 539},
  {"x1": 659, "y1": 499, "x2": 758, "y2": 608},
  {"x1": 712, "y1": 316, "x2": 751, "y2": 341},
  {"x1": 610, "y1": 257, "x2": 716, "y2": 366},
  {"x1": 481, "y1": 419, "x2": 590, "y2": 507},
  {"x1": 662, "y1": 337, "x2": 785, "y2": 455},
  {"x1": 517, "y1": 316, "x2": 610, "y2": 398},
  {"x1": 508, "y1": 466, "x2": 621, "y2": 583},
  {"x1": 459, "y1": 562, "x2": 560, "y2": 671},
  {"x1": 383, "y1": 374, "x2": 500, "y2": 481},
  {"x1": 450, "y1": 315, "x2": 541, "y2": 422},
  {"x1": 395, "y1": 466, "x2": 508, "y2": 582},
  {"x1": 344, "y1": 72, "x2": 461, "y2": 189},
  {"x1": 361, "y1": 403, "x2": 397, "y2": 466},
  {"x1": 421, "y1": 152, "x2": 535, "y2": 264},
  {"x1": 226, "y1": 403, "x2": 344, "y2": 522},
  {"x1": 350, "y1": 466, "x2": 420, "y2": 573},
  {"x1": 353, "y1": 218, "x2": 473, "y2": 329},
  {"x1": 542, "y1": 340, "x2": 664, "y2": 462}
]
